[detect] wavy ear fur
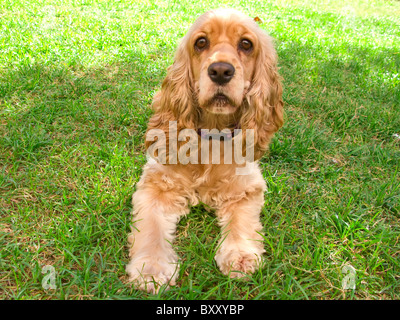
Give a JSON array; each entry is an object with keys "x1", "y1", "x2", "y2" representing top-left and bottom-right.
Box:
[
  {"x1": 240, "y1": 29, "x2": 284, "y2": 160},
  {"x1": 145, "y1": 34, "x2": 198, "y2": 153}
]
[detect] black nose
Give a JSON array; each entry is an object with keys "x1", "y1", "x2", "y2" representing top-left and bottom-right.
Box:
[{"x1": 207, "y1": 62, "x2": 235, "y2": 85}]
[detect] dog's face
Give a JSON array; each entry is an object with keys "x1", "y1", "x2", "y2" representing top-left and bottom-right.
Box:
[
  {"x1": 189, "y1": 10, "x2": 258, "y2": 114},
  {"x1": 148, "y1": 9, "x2": 283, "y2": 159}
]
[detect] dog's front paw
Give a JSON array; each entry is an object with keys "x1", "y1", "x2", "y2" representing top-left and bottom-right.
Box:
[
  {"x1": 126, "y1": 256, "x2": 179, "y2": 294},
  {"x1": 215, "y1": 249, "x2": 263, "y2": 278}
]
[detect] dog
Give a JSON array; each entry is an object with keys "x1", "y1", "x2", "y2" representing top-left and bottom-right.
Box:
[{"x1": 126, "y1": 8, "x2": 284, "y2": 293}]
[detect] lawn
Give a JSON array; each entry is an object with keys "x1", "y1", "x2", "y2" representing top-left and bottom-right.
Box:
[{"x1": 0, "y1": 0, "x2": 399, "y2": 300}]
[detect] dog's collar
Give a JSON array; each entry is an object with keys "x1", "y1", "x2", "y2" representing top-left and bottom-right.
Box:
[{"x1": 197, "y1": 125, "x2": 241, "y2": 140}]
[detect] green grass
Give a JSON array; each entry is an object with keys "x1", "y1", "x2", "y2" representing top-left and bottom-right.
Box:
[{"x1": 1, "y1": 0, "x2": 399, "y2": 300}]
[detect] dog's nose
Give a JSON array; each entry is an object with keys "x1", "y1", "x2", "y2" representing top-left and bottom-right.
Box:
[{"x1": 208, "y1": 62, "x2": 235, "y2": 85}]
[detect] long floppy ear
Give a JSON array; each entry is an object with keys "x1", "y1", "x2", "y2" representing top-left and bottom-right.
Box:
[
  {"x1": 145, "y1": 34, "x2": 197, "y2": 154},
  {"x1": 240, "y1": 29, "x2": 284, "y2": 160}
]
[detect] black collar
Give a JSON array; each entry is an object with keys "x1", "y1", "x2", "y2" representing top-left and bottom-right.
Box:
[{"x1": 197, "y1": 125, "x2": 241, "y2": 140}]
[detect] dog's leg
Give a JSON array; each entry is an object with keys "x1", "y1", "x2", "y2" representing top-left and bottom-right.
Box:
[
  {"x1": 214, "y1": 183, "x2": 266, "y2": 278},
  {"x1": 126, "y1": 164, "x2": 190, "y2": 294}
]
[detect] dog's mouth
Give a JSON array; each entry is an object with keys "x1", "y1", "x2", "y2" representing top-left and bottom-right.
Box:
[
  {"x1": 214, "y1": 93, "x2": 230, "y2": 102},
  {"x1": 203, "y1": 92, "x2": 239, "y2": 114}
]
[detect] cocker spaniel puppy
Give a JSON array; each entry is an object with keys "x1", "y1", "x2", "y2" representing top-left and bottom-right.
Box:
[{"x1": 127, "y1": 9, "x2": 284, "y2": 293}]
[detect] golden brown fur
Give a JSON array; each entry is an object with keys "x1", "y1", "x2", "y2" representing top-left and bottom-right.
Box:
[{"x1": 126, "y1": 9, "x2": 284, "y2": 293}]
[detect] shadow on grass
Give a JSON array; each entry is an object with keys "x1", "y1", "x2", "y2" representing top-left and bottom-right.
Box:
[
  {"x1": 1, "y1": 36, "x2": 399, "y2": 162},
  {"x1": 0, "y1": 52, "x2": 167, "y2": 161}
]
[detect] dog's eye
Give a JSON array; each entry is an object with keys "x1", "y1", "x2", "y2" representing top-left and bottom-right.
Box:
[
  {"x1": 239, "y1": 39, "x2": 253, "y2": 52},
  {"x1": 195, "y1": 37, "x2": 208, "y2": 51}
]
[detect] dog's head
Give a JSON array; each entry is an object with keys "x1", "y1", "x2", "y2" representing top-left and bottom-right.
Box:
[
  {"x1": 148, "y1": 9, "x2": 284, "y2": 159},
  {"x1": 189, "y1": 9, "x2": 258, "y2": 114}
]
